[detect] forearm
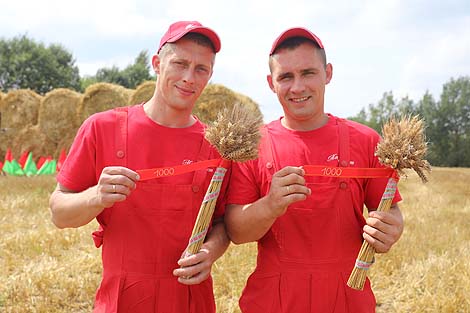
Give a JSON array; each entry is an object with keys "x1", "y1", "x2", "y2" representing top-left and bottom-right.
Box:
[
  {"x1": 202, "y1": 220, "x2": 230, "y2": 262},
  {"x1": 49, "y1": 185, "x2": 104, "y2": 229},
  {"x1": 225, "y1": 197, "x2": 278, "y2": 244}
]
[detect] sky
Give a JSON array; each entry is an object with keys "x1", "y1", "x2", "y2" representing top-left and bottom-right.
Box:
[{"x1": 1, "y1": 0, "x2": 470, "y2": 122}]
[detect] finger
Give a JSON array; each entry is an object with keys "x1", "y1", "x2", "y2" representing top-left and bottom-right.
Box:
[
  {"x1": 363, "y1": 232, "x2": 391, "y2": 253},
  {"x1": 102, "y1": 166, "x2": 140, "y2": 181},
  {"x1": 273, "y1": 166, "x2": 305, "y2": 178},
  {"x1": 363, "y1": 222, "x2": 396, "y2": 250},
  {"x1": 108, "y1": 183, "x2": 133, "y2": 196},
  {"x1": 284, "y1": 184, "x2": 311, "y2": 196},
  {"x1": 177, "y1": 248, "x2": 209, "y2": 267},
  {"x1": 176, "y1": 267, "x2": 210, "y2": 285}
]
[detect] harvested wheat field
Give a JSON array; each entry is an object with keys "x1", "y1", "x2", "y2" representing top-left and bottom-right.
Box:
[{"x1": 0, "y1": 167, "x2": 469, "y2": 312}]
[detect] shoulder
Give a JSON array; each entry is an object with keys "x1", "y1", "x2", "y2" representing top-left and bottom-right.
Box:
[
  {"x1": 81, "y1": 105, "x2": 141, "y2": 129},
  {"x1": 338, "y1": 117, "x2": 381, "y2": 140}
]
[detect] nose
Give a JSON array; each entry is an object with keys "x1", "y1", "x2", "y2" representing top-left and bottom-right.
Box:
[
  {"x1": 182, "y1": 69, "x2": 195, "y2": 84},
  {"x1": 290, "y1": 77, "x2": 305, "y2": 94}
]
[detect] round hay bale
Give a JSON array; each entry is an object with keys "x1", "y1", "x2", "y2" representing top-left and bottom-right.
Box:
[
  {"x1": 0, "y1": 91, "x2": 5, "y2": 130},
  {"x1": 77, "y1": 83, "x2": 133, "y2": 124},
  {"x1": 193, "y1": 84, "x2": 262, "y2": 124},
  {"x1": 0, "y1": 130, "x2": 16, "y2": 160},
  {"x1": 38, "y1": 88, "x2": 82, "y2": 144},
  {"x1": 55, "y1": 131, "x2": 76, "y2": 158},
  {"x1": 11, "y1": 124, "x2": 56, "y2": 160},
  {"x1": 0, "y1": 89, "x2": 42, "y2": 130},
  {"x1": 129, "y1": 80, "x2": 155, "y2": 105}
]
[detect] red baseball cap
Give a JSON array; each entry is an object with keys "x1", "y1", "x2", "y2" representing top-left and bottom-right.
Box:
[
  {"x1": 269, "y1": 27, "x2": 324, "y2": 55},
  {"x1": 158, "y1": 20, "x2": 221, "y2": 53}
]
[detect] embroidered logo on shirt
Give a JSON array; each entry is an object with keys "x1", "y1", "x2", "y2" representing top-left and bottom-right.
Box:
[
  {"x1": 182, "y1": 159, "x2": 214, "y2": 172},
  {"x1": 327, "y1": 153, "x2": 338, "y2": 162}
]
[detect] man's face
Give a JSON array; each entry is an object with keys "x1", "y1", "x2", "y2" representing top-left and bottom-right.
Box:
[
  {"x1": 268, "y1": 42, "x2": 332, "y2": 129},
  {"x1": 153, "y1": 37, "x2": 215, "y2": 113}
]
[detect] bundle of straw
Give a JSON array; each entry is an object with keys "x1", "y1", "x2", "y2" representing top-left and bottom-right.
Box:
[
  {"x1": 184, "y1": 102, "x2": 263, "y2": 257},
  {"x1": 347, "y1": 115, "x2": 431, "y2": 290}
]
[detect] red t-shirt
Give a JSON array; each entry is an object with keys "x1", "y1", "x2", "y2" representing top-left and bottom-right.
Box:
[
  {"x1": 57, "y1": 104, "x2": 226, "y2": 219},
  {"x1": 228, "y1": 115, "x2": 401, "y2": 211}
]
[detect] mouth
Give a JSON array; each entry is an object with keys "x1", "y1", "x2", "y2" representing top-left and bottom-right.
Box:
[
  {"x1": 175, "y1": 85, "x2": 195, "y2": 96},
  {"x1": 289, "y1": 96, "x2": 311, "y2": 103}
]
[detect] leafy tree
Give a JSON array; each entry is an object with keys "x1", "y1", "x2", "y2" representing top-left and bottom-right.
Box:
[
  {"x1": 84, "y1": 50, "x2": 153, "y2": 90},
  {"x1": 349, "y1": 91, "x2": 417, "y2": 133},
  {"x1": 350, "y1": 76, "x2": 470, "y2": 167},
  {"x1": 0, "y1": 34, "x2": 80, "y2": 94},
  {"x1": 433, "y1": 77, "x2": 470, "y2": 166}
]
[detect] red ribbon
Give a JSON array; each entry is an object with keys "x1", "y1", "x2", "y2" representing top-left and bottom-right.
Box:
[
  {"x1": 136, "y1": 158, "x2": 229, "y2": 181},
  {"x1": 303, "y1": 165, "x2": 398, "y2": 179}
]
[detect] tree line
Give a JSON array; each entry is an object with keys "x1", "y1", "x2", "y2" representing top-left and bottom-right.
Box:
[
  {"x1": 0, "y1": 34, "x2": 153, "y2": 94},
  {"x1": 349, "y1": 76, "x2": 470, "y2": 167},
  {"x1": 1, "y1": 35, "x2": 469, "y2": 167}
]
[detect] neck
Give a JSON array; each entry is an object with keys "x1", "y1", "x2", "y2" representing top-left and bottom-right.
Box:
[
  {"x1": 144, "y1": 97, "x2": 196, "y2": 128},
  {"x1": 281, "y1": 113, "x2": 329, "y2": 131}
]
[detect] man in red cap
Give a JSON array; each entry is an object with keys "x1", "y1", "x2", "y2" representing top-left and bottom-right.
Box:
[
  {"x1": 50, "y1": 20, "x2": 228, "y2": 313},
  {"x1": 225, "y1": 27, "x2": 404, "y2": 312}
]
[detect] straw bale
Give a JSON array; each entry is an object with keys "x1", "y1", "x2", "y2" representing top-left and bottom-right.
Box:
[
  {"x1": 38, "y1": 88, "x2": 82, "y2": 144},
  {"x1": 77, "y1": 83, "x2": 133, "y2": 124},
  {"x1": 0, "y1": 89, "x2": 42, "y2": 130},
  {"x1": 0, "y1": 129, "x2": 17, "y2": 160},
  {"x1": 0, "y1": 91, "x2": 5, "y2": 129},
  {"x1": 54, "y1": 131, "x2": 77, "y2": 158},
  {"x1": 193, "y1": 84, "x2": 261, "y2": 124},
  {"x1": 11, "y1": 124, "x2": 56, "y2": 159},
  {"x1": 129, "y1": 80, "x2": 155, "y2": 105}
]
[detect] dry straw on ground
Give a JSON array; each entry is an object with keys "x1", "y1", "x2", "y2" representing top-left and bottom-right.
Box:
[
  {"x1": 193, "y1": 84, "x2": 262, "y2": 124},
  {"x1": 38, "y1": 88, "x2": 82, "y2": 144},
  {"x1": 1, "y1": 168, "x2": 470, "y2": 312},
  {"x1": 129, "y1": 80, "x2": 155, "y2": 105},
  {"x1": 77, "y1": 83, "x2": 133, "y2": 124},
  {"x1": 347, "y1": 115, "x2": 432, "y2": 290}
]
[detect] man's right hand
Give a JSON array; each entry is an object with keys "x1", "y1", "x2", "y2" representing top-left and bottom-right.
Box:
[
  {"x1": 265, "y1": 166, "x2": 311, "y2": 218},
  {"x1": 96, "y1": 166, "x2": 140, "y2": 208}
]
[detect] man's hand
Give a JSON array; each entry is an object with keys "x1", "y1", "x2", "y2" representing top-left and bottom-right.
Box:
[
  {"x1": 173, "y1": 248, "x2": 214, "y2": 285},
  {"x1": 95, "y1": 166, "x2": 140, "y2": 208},
  {"x1": 265, "y1": 166, "x2": 311, "y2": 218},
  {"x1": 363, "y1": 204, "x2": 404, "y2": 253}
]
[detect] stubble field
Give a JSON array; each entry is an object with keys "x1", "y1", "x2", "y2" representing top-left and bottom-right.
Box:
[{"x1": 1, "y1": 167, "x2": 469, "y2": 312}]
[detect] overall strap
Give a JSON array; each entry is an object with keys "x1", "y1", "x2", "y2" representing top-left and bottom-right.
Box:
[
  {"x1": 337, "y1": 117, "x2": 350, "y2": 186},
  {"x1": 191, "y1": 127, "x2": 213, "y2": 187},
  {"x1": 337, "y1": 117, "x2": 350, "y2": 168},
  {"x1": 260, "y1": 125, "x2": 278, "y2": 177},
  {"x1": 114, "y1": 107, "x2": 129, "y2": 167}
]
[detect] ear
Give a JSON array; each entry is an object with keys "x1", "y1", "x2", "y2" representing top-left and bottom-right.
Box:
[
  {"x1": 152, "y1": 54, "x2": 161, "y2": 75},
  {"x1": 267, "y1": 74, "x2": 275, "y2": 92},
  {"x1": 325, "y1": 63, "x2": 333, "y2": 85}
]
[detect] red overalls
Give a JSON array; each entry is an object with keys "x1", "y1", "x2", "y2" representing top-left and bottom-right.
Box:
[
  {"x1": 240, "y1": 118, "x2": 376, "y2": 313},
  {"x1": 92, "y1": 108, "x2": 216, "y2": 313}
]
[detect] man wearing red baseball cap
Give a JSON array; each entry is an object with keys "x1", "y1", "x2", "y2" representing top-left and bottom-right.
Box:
[
  {"x1": 226, "y1": 27, "x2": 404, "y2": 312},
  {"x1": 50, "y1": 21, "x2": 229, "y2": 313}
]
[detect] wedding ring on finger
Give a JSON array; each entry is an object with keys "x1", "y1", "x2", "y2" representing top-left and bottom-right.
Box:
[
  {"x1": 112, "y1": 184, "x2": 116, "y2": 193},
  {"x1": 286, "y1": 185, "x2": 291, "y2": 194}
]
